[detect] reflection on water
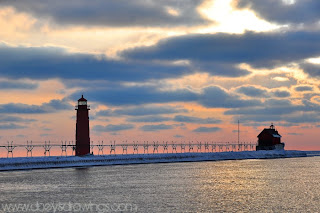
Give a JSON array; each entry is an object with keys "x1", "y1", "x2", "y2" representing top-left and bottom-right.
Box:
[{"x1": 0, "y1": 157, "x2": 320, "y2": 212}]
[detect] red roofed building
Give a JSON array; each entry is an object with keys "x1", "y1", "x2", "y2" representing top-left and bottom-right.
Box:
[{"x1": 256, "y1": 124, "x2": 285, "y2": 150}]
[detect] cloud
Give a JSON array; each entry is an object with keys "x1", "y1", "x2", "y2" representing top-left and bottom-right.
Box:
[
  {"x1": 0, "y1": 115, "x2": 36, "y2": 123},
  {"x1": 122, "y1": 31, "x2": 320, "y2": 68},
  {"x1": 40, "y1": 134, "x2": 51, "y2": 137},
  {"x1": 225, "y1": 99, "x2": 301, "y2": 116},
  {"x1": 127, "y1": 116, "x2": 171, "y2": 123},
  {"x1": 232, "y1": 129, "x2": 248, "y2": 133},
  {"x1": 0, "y1": 123, "x2": 26, "y2": 130},
  {"x1": 173, "y1": 115, "x2": 221, "y2": 124},
  {"x1": 43, "y1": 99, "x2": 73, "y2": 110},
  {"x1": 74, "y1": 85, "x2": 261, "y2": 109},
  {"x1": 0, "y1": 103, "x2": 47, "y2": 114},
  {"x1": 1, "y1": 0, "x2": 207, "y2": 27},
  {"x1": 236, "y1": 0, "x2": 320, "y2": 25},
  {"x1": 110, "y1": 132, "x2": 121, "y2": 136},
  {"x1": 287, "y1": 133, "x2": 303, "y2": 136},
  {"x1": 72, "y1": 86, "x2": 199, "y2": 106},
  {"x1": 140, "y1": 124, "x2": 173, "y2": 131},
  {"x1": 301, "y1": 63, "x2": 320, "y2": 77},
  {"x1": 235, "y1": 86, "x2": 291, "y2": 99},
  {"x1": 294, "y1": 85, "x2": 313, "y2": 92},
  {"x1": 272, "y1": 90, "x2": 291, "y2": 98},
  {"x1": 0, "y1": 45, "x2": 192, "y2": 82},
  {"x1": 0, "y1": 99, "x2": 72, "y2": 114},
  {"x1": 199, "y1": 86, "x2": 262, "y2": 108},
  {"x1": 92, "y1": 124, "x2": 135, "y2": 132},
  {"x1": 236, "y1": 85, "x2": 268, "y2": 97},
  {"x1": 74, "y1": 84, "x2": 261, "y2": 109},
  {"x1": 174, "y1": 134, "x2": 184, "y2": 138},
  {"x1": 7, "y1": 30, "x2": 319, "y2": 85},
  {"x1": 193, "y1": 126, "x2": 221, "y2": 132},
  {"x1": 191, "y1": 61, "x2": 250, "y2": 77},
  {"x1": 0, "y1": 80, "x2": 38, "y2": 90},
  {"x1": 243, "y1": 122, "x2": 298, "y2": 127},
  {"x1": 231, "y1": 111, "x2": 320, "y2": 124},
  {"x1": 96, "y1": 105, "x2": 188, "y2": 117},
  {"x1": 125, "y1": 114, "x2": 222, "y2": 124},
  {"x1": 225, "y1": 98, "x2": 320, "y2": 124},
  {"x1": 283, "y1": 113, "x2": 320, "y2": 123}
]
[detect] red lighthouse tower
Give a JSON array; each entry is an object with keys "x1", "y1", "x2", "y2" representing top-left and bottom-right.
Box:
[{"x1": 75, "y1": 95, "x2": 90, "y2": 156}]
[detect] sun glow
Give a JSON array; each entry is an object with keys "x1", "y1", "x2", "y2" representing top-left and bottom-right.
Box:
[
  {"x1": 307, "y1": 57, "x2": 320, "y2": 64},
  {"x1": 198, "y1": 0, "x2": 280, "y2": 33}
]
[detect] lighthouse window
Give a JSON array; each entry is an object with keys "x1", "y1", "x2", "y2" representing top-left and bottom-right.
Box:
[{"x1": 79, "y1": 101, "x2": 87, "y2": 105}]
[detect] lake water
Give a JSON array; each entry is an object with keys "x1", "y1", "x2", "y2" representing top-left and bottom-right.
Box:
[{"x1": 0, "y1": 157, "x2": 320, "y2": 212}]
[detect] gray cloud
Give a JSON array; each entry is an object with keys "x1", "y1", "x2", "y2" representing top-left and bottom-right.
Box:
[
  {"x1": 287, "y1": 133, "x2": 303, "y2": 136},
  {"x1": 199, "y1": 86, "x2": 262, "y2": 108},
  {"x1": 0, "y1": 99, "x2": 72, "y2": 114},
  {"x1": 6, "y1": 30, "x2": 317, "y2": 85},
  {"x1": 96, "y1": 105, "x2": 188, "y2": 117},
  {"x1": 125, "y1": 114, "x2": 222, "y2": 124},
  {"x1": 1, "y1": 0, "x2": 207, "y2": 27},
  {"x1": 272, "y1": 90, "x2": 291, "y2": 98},
  {"x1": 140, "y1": 124, "x2": 174, "y2": 131},
  {"x1": 122, "y1": 31, "x2": 320, "y2": 68},
  {"x1": 301, "y1": 63, "x2": 320, "y2": 77},
  {"x1": 42, "y1": 128, "x2": 52, "y2": 131},
  {"x1": 92, "y1": 124, "x2": 135, "y2": 132},
  {"x1": 192, "y1": 61, "x2": 250, "y2": 77},
  {"x1": 236, "y1": 85, "x2": 268, "y2": 97},
  {"x1": 295, "y1": 85, "x2": 313, "y2": 92},
  {"x1": 228, "y1": 106, "x2": 320, "y2": 124},
  {"x1": 236, "y1": 0, "x2": 320, "y2": 25},
  {"x1": 40, "y1": 134, "x2": 52, "y2": 137},
  {"x1": 173, "y1": 115, "x2": 221, "y2": 124},
  {"x1": 0, "y1": 103, "x2": 46, "y2": 114},
  {"x1": 0, "y1": 80, "x2": 38, "y2": 90},
  {"x1": 0, "y1": 45, "x2": 192, "y2": 82},
  {"x1": 284, "y1": 113, "x2": 320, "y2": 123},
  {"x1": 74, "y1": 85, "x2": 261, "y2": 108},
  {"x1": 127, "y1": 116, "x2": 171, "y2": 123},
  {"x1": 243, "y1": 122, "x2": 298, "y2": 127},
  {"x1": 225, "y1": 97, "x2": 320, "y2": 124},
  {"x1": 0, "y1": 123, "x2": 26, "y2": 130},
  {"x1": 0, "y1": 115, "x2": 36, "y2": 123},
  {"x1": 193, "y1": 126, "x2": 221, "y2": 132},
  {"x1": 42, "y1": 99, "x2": 73, "y2": 111},
  {"x1": 71, "y1": 86, "x2": 199, "y2": 106},
  {"x1": 225, "y1": 98, "x2": 311, "y2": 116}
]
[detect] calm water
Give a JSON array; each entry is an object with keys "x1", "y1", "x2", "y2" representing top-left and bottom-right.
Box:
[{"x1": 0, "y1": 157, "x2": 320, "y2": 212}]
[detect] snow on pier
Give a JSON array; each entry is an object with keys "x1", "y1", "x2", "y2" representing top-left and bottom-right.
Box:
[{"x1": 0, "y1": 150, "x2": 309, "y2": 171}]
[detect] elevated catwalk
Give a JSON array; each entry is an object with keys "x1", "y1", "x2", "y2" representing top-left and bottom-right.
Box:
[{"x1": 0, "y1": 141, "x2": 256, "y2": 158}]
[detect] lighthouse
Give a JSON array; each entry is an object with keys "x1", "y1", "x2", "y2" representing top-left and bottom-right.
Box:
[
  {"x1": 75, "y1": 95, "x2": 90, "y2": 156},
  {"x1": 256, "y1": 123, "x2": 284, "y2": 151}
]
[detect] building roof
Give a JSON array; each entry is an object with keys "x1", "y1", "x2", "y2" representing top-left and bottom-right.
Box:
[
  {"x1": 78, "y1": 95, "x2": 87, "y2": 102},
  {"x1": 257, "y1": 124, "x2": 282, "y2": 138}
]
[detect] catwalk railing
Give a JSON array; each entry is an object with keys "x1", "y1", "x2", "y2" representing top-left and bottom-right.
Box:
[{"x1": 0, "y1": 141, "x2": 257, "y2": 158}]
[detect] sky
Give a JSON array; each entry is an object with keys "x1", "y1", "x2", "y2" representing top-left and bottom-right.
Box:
[{"x1": 1, "y1": 0, "x2": 320, "y2": 150}]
